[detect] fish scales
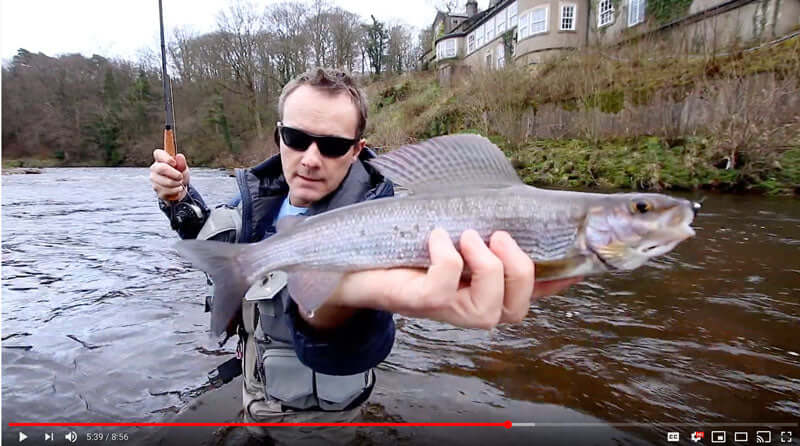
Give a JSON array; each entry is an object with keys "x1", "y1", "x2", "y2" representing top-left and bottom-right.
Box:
[{"x1": 257, "y1": 188, "x2": 586, "y2": 275}]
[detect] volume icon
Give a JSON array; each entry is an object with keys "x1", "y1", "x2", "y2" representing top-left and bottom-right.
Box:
[{"x1": 65, "y1": 431, "x2": 78, "y2": 443}]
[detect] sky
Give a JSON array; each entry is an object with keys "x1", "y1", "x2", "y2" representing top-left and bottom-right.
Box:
[{"x1": 0, "y1": 0, "x2": 490, "y2": 64}]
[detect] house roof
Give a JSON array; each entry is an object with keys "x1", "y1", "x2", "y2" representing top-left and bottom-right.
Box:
[{"x1": 435, "y1": 0, "x2": 517, "y2": 43}]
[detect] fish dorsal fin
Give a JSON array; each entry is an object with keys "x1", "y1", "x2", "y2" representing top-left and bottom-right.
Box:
[{"x1": 368, "y1": 134, "x2": 522, "y2": 193}]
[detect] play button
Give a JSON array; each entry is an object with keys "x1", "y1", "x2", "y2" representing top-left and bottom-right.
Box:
[{"x1": 18, "y1": 432, "x2": 27, "y2": 442}]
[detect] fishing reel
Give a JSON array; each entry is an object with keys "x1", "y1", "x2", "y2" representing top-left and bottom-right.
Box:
[{"x1": 160, "y1": 197, "x2": 205, "y2": 233}]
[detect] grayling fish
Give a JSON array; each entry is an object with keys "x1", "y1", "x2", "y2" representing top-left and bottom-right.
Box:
[{"x1": 175, "y1": 134, "x2": 699, "y2": 335}]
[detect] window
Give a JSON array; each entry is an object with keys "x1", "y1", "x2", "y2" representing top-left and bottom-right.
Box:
[
  {"x1": 628, "y1": 0, "x2": 646, "y2": 26},
  {"x1": 509, "y1": 2, "x2": 518, "y2": 27},
  {"x1": 477, "y1": 24, "x2": 485, "y2": 47},
  {"x1": 560, "y1": 4, "x2": 576, "y2": 30},
  {"x1": 598, "y1": 0, "x2": 614, "y2": 27},
  {"x1": 496, "y1": 43, "x2": 505, "y2": 68},
  {"x1": 518, "y1": 10, "x2": 529, "y2": 38},
  {"x1": 497, "y1": 9, "x2": 506, "y2": 35},
  {"x1": 436, "y1": 42, "x2": 443, "y2": 59},
  {"x1": 486, "y1": 53, "x2": 492, "y2": 69},
  {"x1": 486, "y1": 17, "x2": 495, "y2": 41},
  {"x1": 468, "y1": 33, "x2": 475, "y2": 53},
  {"x1": 445, "y1": 39, "x2": 456, "y2": 58},
  {"x1": 530, "y1": 7, "x2": 548, "y2": 34}
]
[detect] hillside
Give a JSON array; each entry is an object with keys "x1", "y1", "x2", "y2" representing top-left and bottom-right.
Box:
[{"x1": 366, "y1": 35, "x2": 800, "y2": 194}]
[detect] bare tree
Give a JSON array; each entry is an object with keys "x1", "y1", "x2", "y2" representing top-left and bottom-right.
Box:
[
  {"x1": 308, "y1": 0, "x2": 333, "y2": 67},
  {"x1": 387, "y1": 24, "x2": 414, "y2": 73},
  {"x1": 216, "y1": 0, "x2": 264, "y2": 139},
  {"x1": 265, "y1": 2, "x2": 311, "y2": 86},
  {"x1": 329, "y1": 7, "x2": 362, "y2": 72}
]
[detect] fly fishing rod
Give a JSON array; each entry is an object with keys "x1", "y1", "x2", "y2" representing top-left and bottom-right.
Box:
[
  {"x1": 157, "y1": 0, "x2": 202, "y2": 232},
  {"x1": 159, "y1": 0, "x2": 180, "y2": 201}
]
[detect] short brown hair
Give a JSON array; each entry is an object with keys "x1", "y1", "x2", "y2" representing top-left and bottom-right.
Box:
[{"x1": 278, "y1": 67, "x2": 368, "y2": 139}]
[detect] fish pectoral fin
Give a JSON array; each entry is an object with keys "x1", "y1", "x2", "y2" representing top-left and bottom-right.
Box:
[
  {"x1": 287, "y1": 270, "x2": 344, "y2": 315},
  {"x1": 535, "y1": 255, "x2": 597, "y2": 281},
  {"x1": 367, "y1": 134, "x2": 523, "y2": 193}
]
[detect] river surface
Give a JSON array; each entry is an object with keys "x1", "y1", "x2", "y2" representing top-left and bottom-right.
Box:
[{"x1": 2, "y1": 168, "x2": 799, "y2": 445}]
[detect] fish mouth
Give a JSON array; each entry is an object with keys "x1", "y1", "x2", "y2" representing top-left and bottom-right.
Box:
[{"x1": 637, "y1": 222, "x2": 695, "y2": 258}]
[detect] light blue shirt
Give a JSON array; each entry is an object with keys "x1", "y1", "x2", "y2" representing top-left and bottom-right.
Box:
[{"x1": 274, "y1": 196, "x2": 308, "y2": 226}]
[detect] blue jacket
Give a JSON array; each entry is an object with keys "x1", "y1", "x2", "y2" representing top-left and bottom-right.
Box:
[{"x1": 167, "y1": 149, "x2": 396, "y2": 376}]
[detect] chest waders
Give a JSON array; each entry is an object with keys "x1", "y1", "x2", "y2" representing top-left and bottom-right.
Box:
[{"x1": 198, "y1": 205, "x2": 374, "y2": 413}]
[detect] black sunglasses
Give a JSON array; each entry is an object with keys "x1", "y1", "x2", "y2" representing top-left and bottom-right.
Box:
[{"x1": 275, "y1": 123, "x2": 357, "y2": 158}]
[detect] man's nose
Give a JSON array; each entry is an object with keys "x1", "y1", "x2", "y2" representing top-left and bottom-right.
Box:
[{"x1": 300, "y1": 142, "x2": 323, "y2": 168}]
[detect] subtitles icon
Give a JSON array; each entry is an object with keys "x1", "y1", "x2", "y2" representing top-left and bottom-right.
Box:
[
  {"x1": 735, "y1": 432, "x2": 749, "y2": 442},
  {"x1": 756, "y1": 431, "x2": 772, "y2": 443},
  {"x1": 667, "y1": 432, "x2": 680, "y2": 442},
  {"x1": 692, "y1": 431, "x2": 705, "y2": 442},
  {"x1": 712, "y1": 431, "x2": 727, "y2": 443}
]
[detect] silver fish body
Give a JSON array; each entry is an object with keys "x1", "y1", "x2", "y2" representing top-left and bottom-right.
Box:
[{"x1": 175, "y1": 134, "x2": 698, "y2": 335}]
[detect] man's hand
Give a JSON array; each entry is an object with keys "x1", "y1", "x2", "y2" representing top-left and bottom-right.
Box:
[
  {"x1": 150, "y1": 149, "x2": 190, "y2": 201},
  {"x1": 318, "y1": 228, "x2": 581, "y2": 330}
]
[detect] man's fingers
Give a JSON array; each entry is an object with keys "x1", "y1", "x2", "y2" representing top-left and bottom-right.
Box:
[
  {"x1": 152, "y1": 149, "x2": 176, "y2": 166},
  {"x1": 175, "y1": 153, "x2": 188, "y2": 173},
  {"x1": 420, "y1": 228, "x2": 462, "y2": 309},
  {"x1": 459, "y1": 230, "x2": 504, "y2": 326},
  {"x1": 150, "y1": 170, "x2": 183, "y2": 189},
  {"x1": 489, "y1": 231, "x2": 535, "y2": 323},
  {"x1": 150, "y1": 161, "x2": 183, "y2": 182},
  {"x1": 532, "y1": 276, "x2": 583, "y2": 299}
]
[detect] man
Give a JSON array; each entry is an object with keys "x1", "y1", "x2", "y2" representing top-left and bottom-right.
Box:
[{"x1": 150, "y1": 67, "x2": 578, "y2": 442}]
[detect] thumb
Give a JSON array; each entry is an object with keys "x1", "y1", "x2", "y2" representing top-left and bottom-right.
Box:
[{"x1": 175, "y1": 153, "x2": 188, "y2": 173}]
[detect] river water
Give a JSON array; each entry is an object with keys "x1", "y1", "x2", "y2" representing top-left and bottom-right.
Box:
[{"x1": 2, "y1": 168, "x2": 798, "y2": 445}]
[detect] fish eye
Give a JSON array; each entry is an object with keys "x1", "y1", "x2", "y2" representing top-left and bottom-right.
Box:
[{"x1": 632, "y1": 201, "x2": 652, "y2": 214}]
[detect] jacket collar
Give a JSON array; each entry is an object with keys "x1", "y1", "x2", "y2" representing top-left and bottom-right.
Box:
[{"x1": 235, "y1": 148, "x2": 392, "y2": 242}]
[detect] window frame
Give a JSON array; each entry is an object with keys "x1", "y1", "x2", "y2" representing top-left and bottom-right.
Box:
[
  {"x1": 628, "y1": 0, "x2": 646, "y2": 26},
  {"x1": 508, "y1": 2, "x2": 518, "y2": 28},
  {"x1": 445, "y1": 39, "x2": 456, "y2": 58},
  {"x1": 560, "y1": 3, "x2": 577, "y2": 31},
  {"x1": 486, "y1": 16, "x2": 496, "y2": 41},
  {"x1": 497, "y1": 9, "x2": 507, "y2": 35},
  {"x1": 468, "y1": 33, "x2": 476, "y2": 53},
  {"x1": 529, "y1": 6, "x2": 549, "y2": 35},
  {"x1": 496, "y1": 43, "x2": 505, "y2": 68},
  {"x1": 518, "y1": 10, "x2": 530, "y2": 39},
  {"x1": 598, "y1": 0, "x2": 614, "y2": 27}
]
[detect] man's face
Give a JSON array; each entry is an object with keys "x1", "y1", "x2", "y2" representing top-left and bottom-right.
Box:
[{"x1": 280, "y1": 85, "x2": 364, "y2": 207}]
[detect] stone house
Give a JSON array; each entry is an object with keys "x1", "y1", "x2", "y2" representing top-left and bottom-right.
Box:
[{"x1": 424, "y1": 0, "x2": 800, "y2": 79}]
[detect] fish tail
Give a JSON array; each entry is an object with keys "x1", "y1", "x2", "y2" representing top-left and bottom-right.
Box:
[{"x1": 173, "y1": 239, "x2": 261, "y2": 336}]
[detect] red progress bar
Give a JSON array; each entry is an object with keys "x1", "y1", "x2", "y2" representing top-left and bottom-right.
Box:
[{"x1": 10, "y1": 421, "x2": 513, "y2": 428}]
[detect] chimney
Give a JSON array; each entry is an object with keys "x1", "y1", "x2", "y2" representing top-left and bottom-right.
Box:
[{"x1": 466, "y1": 0, "x2": 478, "y2": 17}]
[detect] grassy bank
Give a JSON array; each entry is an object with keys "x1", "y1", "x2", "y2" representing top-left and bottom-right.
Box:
[
  {"x1": 508, "y1": 137, "x2": 800, "y2": 195},
  {"x1": 366, "y1": 36, "x2": 800, "y2": 195}
]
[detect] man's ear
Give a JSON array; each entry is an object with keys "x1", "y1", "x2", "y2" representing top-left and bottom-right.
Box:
[{"x1": 352, "y1": 139, "x2": 366, "y2": 161}]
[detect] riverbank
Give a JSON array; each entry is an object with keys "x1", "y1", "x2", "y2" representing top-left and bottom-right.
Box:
[
  {"x1": 7, "y1": 134, "x2": 798, "y2": 195},
  {"x1": 508, "y1": 137, "x2": 800, "y2": 195},
  {"x1": 6, "y1": 37, "x2": 798, "y2": 195}
]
